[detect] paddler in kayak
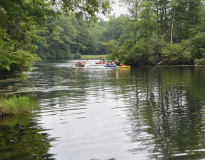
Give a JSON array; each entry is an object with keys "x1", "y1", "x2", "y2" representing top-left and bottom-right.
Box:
[
  {"x1": 120, "y1": 62, "x2": 124, "y2": 66},
  {"x1": 110, "y1": 62, "x2": 114, "y2": 65},
  {"x1": 106, "y1": 62, "x2": 109, "y2": 66}
]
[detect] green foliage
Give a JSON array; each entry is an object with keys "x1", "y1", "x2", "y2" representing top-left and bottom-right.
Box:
[
  {"x1": 74, "y1": 53, "x2": 81, "y2": 59},
  {"x1": 102, "y1": 40, "x2": 118, "y2": 52},
  {"x1": 0, "y1": 27, "x2": 41, "y2": 73},
  {"x1": 0, "y1": 114, "x2": 53, "y2": 159},
  {"x1": 35, "y1": 15, "x2": 128, "y2": 57},
  {"x1": 136, "y1": 2, "x2": 158, "y2": 39},
  {"x1": 0, "y1": 0, "x2": 112, "y2": 74},
  {"x1": 190, "y1": 32, "x2": 205, "y2": 59},
  {"x1": 110, "y1": 0, "x2": 205, "y2": 66},
  {"x1": 163, "y1": 44, "x2": 184, "y2": 64},
  {"x1": 81, "y1": 54, "x2": 105, "y2": 60},
  {"x1": 130, "y1": 39, "x2": 155, "y2": 65},
  {"x1": 1, "y1": 0, "x2": 204, "y2": 67},
  {"x1": 162, "y1": 41, "x2": 192, "y2": 65},
  {"x1": 194, "y1": 58, "x2": 205, "y2": 65},
  {"x1": 35, "y1": 16, "x2": 101, "y2": 57},
  {"x1": 109, "y1": 38, "x2": 158, "y2": 65},
  {"x1": 0, "y1": 96, "x2": 38, "y2": 115},
  {"x1": 35, "y1": 16, "x2": 77, "y2": 59},
  {"x1": 102, "y1": 16, "x2": 127, "y2": 42},
  {"x1": 0, "y1": 54, "x2": 12, "y2": 71},
  {"x1": 87, "y1": 16, "x2": 128, "y2": 55}
]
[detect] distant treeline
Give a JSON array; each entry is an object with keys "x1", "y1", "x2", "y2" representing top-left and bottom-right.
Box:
[
  {"x1": 35, "y1": 15, "x2": 127, "y2": 59},
  {"x1": 106, "y1": 0, "x2": 205, "y2": 65},
  {"x1": 1, "y1": 0, "x2": 205, "y2": 76},
  {"x1": 0, "y1": 0, "x2": 111, "y2": 75},
  {"x1": 35, "y1": 0, "x2": 205, "y2": 66}
]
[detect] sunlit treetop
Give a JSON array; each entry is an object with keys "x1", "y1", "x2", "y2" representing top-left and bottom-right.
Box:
[{"x1": 0, "y1": 0, "x2": 112, "y2": 27}]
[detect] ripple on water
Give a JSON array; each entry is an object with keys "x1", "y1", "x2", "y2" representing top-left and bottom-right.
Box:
[{"x1": 3, "y1": 62, "x2": 205, "y2": 160}]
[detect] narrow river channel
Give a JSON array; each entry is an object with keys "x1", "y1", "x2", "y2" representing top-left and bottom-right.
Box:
[{"x1": 1, "y1": 59, "x2": 205, "y2": 160}]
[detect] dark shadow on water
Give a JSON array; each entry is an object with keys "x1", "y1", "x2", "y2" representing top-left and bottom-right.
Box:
[{"x1": 0, "y1": 114, "x2": 56, "y2": 160}]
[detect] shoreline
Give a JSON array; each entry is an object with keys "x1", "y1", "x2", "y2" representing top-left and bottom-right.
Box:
[{"x1": 0, "y1": 96, "x2": 39, "y2": 116}]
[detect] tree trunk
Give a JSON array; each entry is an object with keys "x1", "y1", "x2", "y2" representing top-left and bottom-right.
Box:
[
  {"x1": 161, "y1": 9, "x2": 163, "y2": 35},
  {"x1": 164, "y1": 0, "x2": 167, "y2": 36},
  {"x1": 177, "y1": 19, "x2": 179, "y2": 44},
  {"x1": 171, "y1": 14, "x2": 175, "y2": 43},
  {"x1": 171, "y1": 18, "x2": 173, "y2": 43},
  {"x1": 157, "y1": 5, "x2": 159, "y2": 37},
  {"x1": 135, "y1": 2, "x2": 138, "y2": 43}
]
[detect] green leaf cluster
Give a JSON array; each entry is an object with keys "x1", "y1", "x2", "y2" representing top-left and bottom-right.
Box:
[
  {"x1": 0, "y1": 0, "x2": 112, "y2": 74},
  {"x1": 106, "y1": 0, "x2": 205, "y2": 65}
]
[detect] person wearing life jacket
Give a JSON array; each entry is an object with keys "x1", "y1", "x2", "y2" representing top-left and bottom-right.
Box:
[
  {"x1": 120, "y1": 62, "x2": 124, "y2": 66},
  {"x1": 106, "y1": 62, "x2": 109, "y2": 66},
  {"x1": 76, "y1": 62, "x2": 79, "y2": 65},
  {"x1": 79, "y1": 61, "x2": 81, "y2": 65},
  {"x1": 110, "y1": 62, "x2": 114, "y2": 65}
]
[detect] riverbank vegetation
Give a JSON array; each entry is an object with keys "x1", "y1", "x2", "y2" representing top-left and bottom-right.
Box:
[
  {"x1": 34, "y1": 0, "x2": 205, "y2": 66},
  {"x1": 106, "y1": 0, "x2": 205, "y2": 65},
  {"x1": 0, "y1": 0, "x2": 111, "y2": 75},
  {"x1": 0, "y1": 96, "x2": 39, "y2": 116},
  {"x1": 81, "y1": 55, "x2": 106, "y2": 60},
  {"x1": 1, "y1": 0, "x2": 205, "y2": 77},
  {"x1": 34, "y1": 15, "x2": 127, "y2": 59}
]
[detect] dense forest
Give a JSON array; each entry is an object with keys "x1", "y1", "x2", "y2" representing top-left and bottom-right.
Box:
[
  {"x1": 1, "y1": 0, "x2": 205, "y2": 76},
  {"x1": 35, "y1": 15, "x2": 127, "y2": 59},
  {"x1": 0, "y1": 0, "x2": 111, "y2": 75},
  {"x1": 108, "y1": 0, "x2": 205, "y2": 65}
]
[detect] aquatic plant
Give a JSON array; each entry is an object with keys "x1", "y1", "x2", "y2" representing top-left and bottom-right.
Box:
[{"x1": 0, "y1": 96, "x2": 38, "y2": 115}]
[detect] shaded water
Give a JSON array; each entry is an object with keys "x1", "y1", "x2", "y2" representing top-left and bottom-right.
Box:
[{"x1": 1, "y1": 59, "x2": 205, "y2": 160}]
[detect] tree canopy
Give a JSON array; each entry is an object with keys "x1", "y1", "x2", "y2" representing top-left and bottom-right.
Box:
[
  {"x1": 107, "y1": 0, "x2": 205, "y2": 65},
  {"x1": 0, "y1": 0, "x2": 112, "y2": 74},
  {"x1": 1, "y1": 0, "x2": 205, "y2": 71}
]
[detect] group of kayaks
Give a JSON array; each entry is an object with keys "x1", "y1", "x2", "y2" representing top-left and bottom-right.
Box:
[
  {"x1": 104, "y1": 64, "x2": 131, "y2": 68},
  {"x1": 98, "y1": 60, "x2": 131, "y2": 68},
  {"x1": 75, "y1": 60, "x2": 131, "y2": 68}
]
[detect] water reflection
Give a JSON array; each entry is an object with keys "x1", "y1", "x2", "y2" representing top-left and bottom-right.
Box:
[
  {"x1": 125, "y1": 66, "x2": 205, "y2": 159},
  {"x1": 1, "y1": 60, "x2": 205, "y2": 159},
  {"x1": 0, "y1": 115, "x2": 55, "y2": 159}
]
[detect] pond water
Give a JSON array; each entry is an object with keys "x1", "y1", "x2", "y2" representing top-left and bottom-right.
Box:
[{"x1": 1, "y1": 59, "x2": 205, "y2": 160}]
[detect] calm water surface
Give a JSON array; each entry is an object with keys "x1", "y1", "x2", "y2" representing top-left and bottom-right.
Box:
[{"x1": 1, "y1": 60, "x2": 205, "y2": 160}]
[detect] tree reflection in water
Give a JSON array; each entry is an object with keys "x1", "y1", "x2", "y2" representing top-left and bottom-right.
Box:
[
  {"x1": 0, "y1": 115, "x2": 56, "y2": 159},
  {"x1": 124, "y1": 66, "x2": 205, "y2": 159}
]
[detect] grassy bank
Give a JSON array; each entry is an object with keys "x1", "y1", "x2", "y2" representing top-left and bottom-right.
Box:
[
  {"x1": 0, "y1": 96, "x2": 38, "y2": 116},
  {"x1": 81, "y1": 55, "x2": 106, "y2": 60}
]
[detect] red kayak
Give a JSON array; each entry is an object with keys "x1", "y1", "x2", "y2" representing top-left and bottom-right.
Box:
[{"x1": 95, "y1": 61, "x2": 106, "y2": 64}]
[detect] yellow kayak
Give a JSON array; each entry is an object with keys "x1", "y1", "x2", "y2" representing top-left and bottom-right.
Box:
[{"x1": 116, "y1": 65, "x2": 131, "y2": 69}]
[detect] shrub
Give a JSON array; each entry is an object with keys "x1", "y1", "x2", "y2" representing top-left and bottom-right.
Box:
[
  {"x1": 74, "y1": 53, "x2": 81, "y2": 59},
  {"x1": 0, "y1": 96, "x2": 37, "y2": 115}
]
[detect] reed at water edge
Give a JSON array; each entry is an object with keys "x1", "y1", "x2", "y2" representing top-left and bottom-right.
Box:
[{"x1": 0, "y1": 95, "x2": 38, "y2": 116}]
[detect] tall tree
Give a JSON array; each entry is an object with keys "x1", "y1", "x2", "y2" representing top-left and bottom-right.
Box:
[
  {"x1": 0, "y1": 0, "x2": 112, "y2": 73},
  {"x1": 120, "y1": 0, "x2": 140, "y2": 43}
]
